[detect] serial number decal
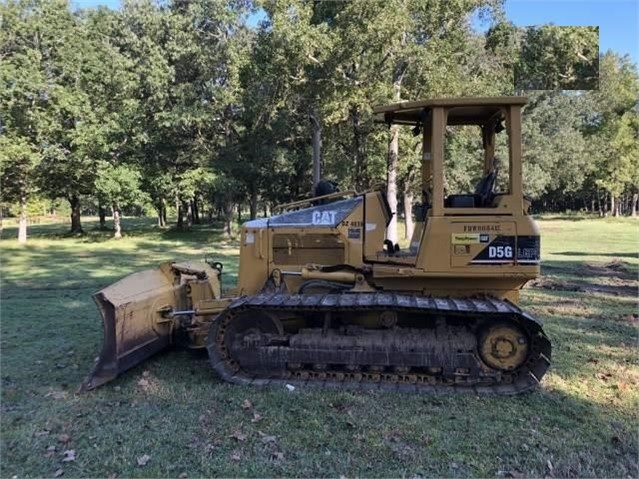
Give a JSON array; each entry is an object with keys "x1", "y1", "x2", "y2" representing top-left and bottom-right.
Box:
[
  {"x1": 463, "y1": 224, "x2": 501, "y2": 233},
  {"x1": 340, "y1": 220, "x2": 364, "y2": 227}
]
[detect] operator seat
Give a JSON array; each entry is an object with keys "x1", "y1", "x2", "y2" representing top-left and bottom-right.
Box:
[
  {"x1": 443, "y1": 169, "x2": 497, "y2": 208},
  {"x1": 473, "y1": 168, "x2": 497, "y2": 207}
]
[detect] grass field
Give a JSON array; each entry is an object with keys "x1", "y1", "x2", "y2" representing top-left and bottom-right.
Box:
[{"x1": 1, "y1": 216, "x2": 638, "y2": 478}]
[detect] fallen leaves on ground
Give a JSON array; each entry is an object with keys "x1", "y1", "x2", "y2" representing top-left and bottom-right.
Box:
[
  {"x1": 229, "y1": 430, "x2": 247, "y2": 442},
  {"x1": 230, "y1": 450, "x2": 242, "y2": 461},
  {"x1": 251, "y1": 413, "x2": 263, "y2": 423},
  {"x1": 54, "y1": 468, "x2": 64, "y2": 477},
  {"x1": 241, "y1": 399, "x2": 252, "y2": 410},
  {"x1": 45, "y1": 446, "x2": 56, "y2": 458},
  {"x1": 260, "y1": 434, "x2": 277, "y2": 444},
  {"x1": 136, "y1": 454, "x2": 151, "y2": 467},
  {"x1": 137, "y1": 378, "x2": 150, "y2": 389},
  {"x1": 34, "y1": 430, "x2": 50, "y2": 438},
  {"x1": 546, "y1": 459, "x2": 555, "y2": 478},
  {"x1": 57, "y1": 434, "x2": 71, "y2": 444},
  {"x1": 61, "y1": 450, "x2": 75, "y2": 462},
  {"x1": 271, "y1": 451, "x2": 284, "y2": 461}
]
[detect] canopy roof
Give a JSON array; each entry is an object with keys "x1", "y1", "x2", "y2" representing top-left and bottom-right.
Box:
[{"x1": 373, "y1": 96, "x2": 527, "y2": 126}]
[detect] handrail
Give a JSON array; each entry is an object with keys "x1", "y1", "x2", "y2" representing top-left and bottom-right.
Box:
[{"x1": 274, "y1": 190, "x2": 358, "y2": 212}]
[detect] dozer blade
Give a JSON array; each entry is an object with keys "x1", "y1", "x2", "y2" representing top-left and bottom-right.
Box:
[{"x1": 80, "y1": 263, "x2": 188, "y2": 391}]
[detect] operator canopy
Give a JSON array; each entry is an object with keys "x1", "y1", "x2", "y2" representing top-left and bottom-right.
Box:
[{"x1": 373, "y1": 96, "x2": 527, "y2": 126}]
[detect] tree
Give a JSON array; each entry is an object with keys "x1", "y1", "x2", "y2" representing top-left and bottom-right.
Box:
[
  {"x1": 0, "y1": 137, "x2": 40, "y2": 243},
  {"x1": 586, "y1": 52, "x2": 639, "y2": 216},
  {"x1": 94, "y1": 163, "x2": 146, "y2": 238},
  {"x1": 515, "y1": 26, "x2": 599, "y2": 90},
  {"x1": 0, "y1": 0, "x2": 47, "y2": 243},
  {"x1": 521, "y1": 91, "x2": 591, "y2": 200},
  {"x1": 24, "y1": 0, "x2": 107, "y2": 234}
]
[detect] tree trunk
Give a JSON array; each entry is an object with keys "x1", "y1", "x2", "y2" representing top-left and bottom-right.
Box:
[
  {"x1": 596, "y1": 189, "x2": 602, "y2": 216},
  {"x1": 156, "y1": 201, "x2": 164, "y2": 227},
  {"x1": 632, "y1": 192, "x2": 638, "y2": 217},
  {"x1": 99, "y1": 206, "x2": 107, "y2": 229},
  {"x1": 237, "y1": 203, "x2": 242, "y2": 223},
  {"x1": 404, "y1": 189, "x2": 415, "y2": 242},
  {"x1": 386, "y1": 124, "x2": 399, "y2": 244},
  {"x1": 18, "y1": 193, "x2": 27, "y2": 244},
  {"x1": 112, "y1": 202, "x2": 122, "y2": 239},
  {"x1": 185, "y1": 200, "x2": 193, "y2": 228},
  {"x1": 162, "y1": 199, "x2": 167, "y2": 226},
  {"x1": 223, "y1": 202, "x2": 234, "y2": 237},
  {"x1": 155, "y1": 198, "x2": 167, "y2": 227},
  {"x1": 250, "y1": 188, "x2": 258, "y2": 220},
  {"x1": 192, "y1": 197, "x2": 200, "y2": 224},
  {"x1": 310, "y1": 108, "x2": 322, "y2": 187},
  {"x1": 176, "y1": 196, "x2": 184, "y2": 230},
  {"x1": 611, "y1": 195, "x2": 618, "y2": 217},
  {"x1": 385, "y1": 48, "x2": 407, "y2": 245},
  {"x1": 350, "y1": 106, "x2": 367, "y2": 191},
  {"x1": 69, "y1": 195, "x2": 83, "y2": 234}
]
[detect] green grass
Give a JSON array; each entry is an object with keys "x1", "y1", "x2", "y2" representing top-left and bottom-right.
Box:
[{"x1": 1, "y1": 216, "x2": 638, "y2": 478}]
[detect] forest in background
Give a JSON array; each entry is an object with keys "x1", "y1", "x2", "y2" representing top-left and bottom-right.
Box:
[{"x1": 1, "y1": 0, "x2": 637, "y2": 243}]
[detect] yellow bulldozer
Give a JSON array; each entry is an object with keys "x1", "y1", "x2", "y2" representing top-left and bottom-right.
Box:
[{"x1": 81, "y1": 97, "x2": 551, "y2": 394}]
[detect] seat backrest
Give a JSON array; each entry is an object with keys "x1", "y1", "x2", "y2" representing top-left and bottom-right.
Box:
[{"x1": 473, "y1": 170, "x2": 497, "y2": 207}]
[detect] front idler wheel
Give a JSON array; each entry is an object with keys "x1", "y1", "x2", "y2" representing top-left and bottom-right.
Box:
[{"x1": 208, "y1": 310, "x2": 284, "y2": 379}]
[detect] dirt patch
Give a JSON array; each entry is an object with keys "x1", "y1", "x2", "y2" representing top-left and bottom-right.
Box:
[
  {"x1": 581, "y1": 260, "x2": 637, "y2": 281},
  {"x1": 529, "y1": 258, "x2": 638, "y2": 298},
  {"x1": 528, "y1": 277, "x2": 638, "y2": 298}
]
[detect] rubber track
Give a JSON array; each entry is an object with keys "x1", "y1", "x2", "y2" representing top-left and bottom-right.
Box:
[{"x1": 207, "y1": 292, "x2": 552, "y2": 395}]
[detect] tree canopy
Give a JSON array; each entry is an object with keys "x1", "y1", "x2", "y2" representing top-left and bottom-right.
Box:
[{"x1": 1, "y1": 0, "x2": 637, "y2": 243}]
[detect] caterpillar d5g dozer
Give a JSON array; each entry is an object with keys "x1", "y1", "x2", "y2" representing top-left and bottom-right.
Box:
[{"x1": 81, "y1": 97, "x2": 551, "y2": 394}]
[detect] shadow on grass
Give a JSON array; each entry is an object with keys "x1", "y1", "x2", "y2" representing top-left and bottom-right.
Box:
[
  {"x1": 556, "y1": 251, "x2": 639, "y2": 260},
  {"x1": 535, "y1": 215, "x2": 592, "y2": 222},
  {"x1": 0, "y1": 232, "x2": 240, "y2": 301},
  {"x1": 1, "y1": 217, "x2": 239, "y2": 244},
  {"x1": 540, "y1": 259, "x2": 639, "y2": 287}
]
